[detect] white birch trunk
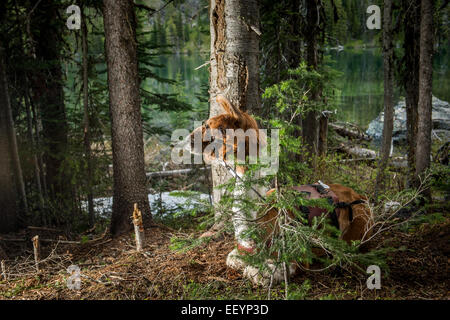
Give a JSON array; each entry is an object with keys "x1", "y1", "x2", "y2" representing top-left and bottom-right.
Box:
[{"x1": 209, "y1": 0, "x2": 261, "y2": 227}]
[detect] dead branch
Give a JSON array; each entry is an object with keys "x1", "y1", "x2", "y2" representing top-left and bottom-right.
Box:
[
  {"x1": 338, "y1": 143, "x2": 377, "y2": 158},
  {"x1": 339, "y1": 156, "x2": 407, "y2": 168},
  {"x1": 360, "y1": 173, "x2": 432, "y2": 245},
  {"x1": 0, "y1": 243, "x2": 72, "y2": 280},
  {"x1": 27, "y1": 226, "x2": 63, "y2": 233},
  {"x1": 146, "y1": 166, "x2": 210, "y2": 179},
  {"x1": 330, "y1": 123, "x2": 372, "y2": 141}
]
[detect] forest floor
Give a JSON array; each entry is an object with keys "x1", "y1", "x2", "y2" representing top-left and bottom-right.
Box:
[{"x1": 0, "y1": 208, "x2": 449, "y2": 300}]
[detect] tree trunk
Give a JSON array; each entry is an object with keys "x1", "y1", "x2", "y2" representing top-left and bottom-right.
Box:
[
  {"x1": 403, "y1": 0, "x2": 421, "y2": 187},
  {"x1": 415, "y1": 0, "x2": 434, "y2": 188},
  {"x1": 318, "y1": 113, "x2": 328, "y2": 157},
  {"x1": 30, "y1": 94, "x2": 47, "y2": 200},
  {"x1": 103, "y1": 0, "x2": 152, "y2": 236},
  {"x1": 14, "y1": 2, "x2": 44, "y2": 213},
  {"x1": 0, "y1": 44, "x2": 28, "y2": 217},
  {"x1": 302, "y1": 0, "x2": 321, "y2": 162},
  {"x1": 81, "y1": 5, "x2": 95, "y2": 227},
  {"x1": 285, "y1": 0, "x2": 302, "y2": 70},
  {"x1": 0, "y1": 45, "x2": 19, "y2": 233},
  {"x1": 375, "y1": 0, "x2": 395, "y2": 201},
  {"x1": 31, "y1": 0, "x2": 70, "y2": 216},
  {"x1": 208, "y1": 0, "x2": 260, "y2": 224},
  {"x1": 24, "y1": 77, "x2": 45, "y2": 212}
]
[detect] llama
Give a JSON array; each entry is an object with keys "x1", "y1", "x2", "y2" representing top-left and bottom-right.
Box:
[
  {"x1": 183, "y1": 95, "x2": 268, "y2": 252},
  {"x1": 181, "y1": 95, "x2": 373, "y2": 285}
]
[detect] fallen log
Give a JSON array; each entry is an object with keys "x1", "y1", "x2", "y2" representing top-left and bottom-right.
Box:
[
  {"x1": 337, "y1": 143, "x2": 407, "y2": 168},
  {"x1": 146, "y1": 166, "x2": 210, "y2": 179},
  {"x1": 330, "y1": 123, "x2": 372, "y2": 141},
  {"x1": 339, "y1": 157, "x2": 407, "y2": 168},
  {"x1": 338, "y1": 143, "x2": 377, "y2": 158},
  {"x1": 0, "y1": 236, "x2": 105, "y2": 245},
  {"x1": 27, "y1": 226, "x2": 64, "y2": 233}
]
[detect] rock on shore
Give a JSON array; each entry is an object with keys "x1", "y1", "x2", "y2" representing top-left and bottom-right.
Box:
[{"x1": 366, "y1": 96, "x2": 450, "y2": 143}]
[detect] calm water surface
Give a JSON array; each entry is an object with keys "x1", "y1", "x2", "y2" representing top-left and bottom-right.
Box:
[{"x1": 147, "y1": 48, "x2": 449, "y2": 130}]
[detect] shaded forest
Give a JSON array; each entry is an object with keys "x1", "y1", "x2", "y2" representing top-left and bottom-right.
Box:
[{"x1": 0, "y1": 0, "x2": 448, "y2": 300}]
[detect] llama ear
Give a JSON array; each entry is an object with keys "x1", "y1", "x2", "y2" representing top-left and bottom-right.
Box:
[{"x1": 216, "y1": 95, "x2": 242, "y2": 119}]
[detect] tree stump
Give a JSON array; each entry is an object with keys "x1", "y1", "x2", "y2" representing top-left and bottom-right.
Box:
[
  {"x1": 32, "y1": 235, "x2": 40, "y2": 271},
  {"x1": 1, "y1": 260, "x2": 6, "y2": 281},
  {"x1": 132, "y1": 203, "x2": 145, "y2": 252}
]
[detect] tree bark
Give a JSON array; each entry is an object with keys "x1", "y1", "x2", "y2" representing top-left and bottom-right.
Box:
[
  {"x1": 208, "y1": 0, "x2": 260, "y2": 224},
  {"x1": 14, "y1": 2, "x2": 44, "y2": 213},
  {"x1": 403, "y1": 0, "x2": 421, "y2": 187},
  {"x1": 415, "y1": 0, "x2": 434, "y2": 187},
  {"x1": 30, "y1": 94, "x2": 47, "y2": 200},
  {"x1": 24, "y1": 79, "x2": 45, "y2": 211},
  {"x1": 103, "y1": 0, "x2": 152, "y2": 236},
  {"x1": 318, "y1": 113, "x2": 329, "y2": 157},
  {"x1": 31, "y1": 0, "x2": 70, "y2": 213},
  {"x1": 81, "y1": 5, "x2": 95, "y2": 227},
  {"x1": 1, "y1": 54, "x2": 28, "y2": 217},
  {"x1": 302, "y1": 0, "x2": 321, "y2": 161},
  {"x1": 0, "y1": 45, "x2": 19, "y2": 233},
  {"x1": 375, "y1": 0, "x2": 395, "y2": 201}
]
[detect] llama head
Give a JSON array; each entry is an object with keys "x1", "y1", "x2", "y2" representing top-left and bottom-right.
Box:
[{"x1": 184, "y1": 95, "x2": 264, "y2": 165}]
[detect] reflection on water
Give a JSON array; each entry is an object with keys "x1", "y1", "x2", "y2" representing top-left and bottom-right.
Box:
[
  {"x1": 328, "y1": 47, "x2": 449, "y2": 128},
  {"x1": 146, "y1": 48, "x2": 449, "y2": 130},
  {"x1": 144, "y1": 53, "x2": 210, "y2": 127},
  {"x1": 328, "y1": 49, "x2": 385, "y2": 128}
]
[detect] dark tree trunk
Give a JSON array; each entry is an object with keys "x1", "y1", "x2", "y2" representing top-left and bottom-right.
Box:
[
  {"x1": 375, "y1": 0, "x2": 395, "y2": 201},
  {"x1": 103, "y1": 0, "x2": 152, "y2": 236},
  {"x1": 0, "y1": 43, "x2": 28, "y2": 217},
  {"x1": 403, "y1": 0, "x2": 421, "y2": 187},
  {"x1": 30, "y1": 94, "x2": 47, "y2": 200},
  {"x1": 415, "y1": 0, "x2": 434, "y2": 188},
  {"x1": 208, "y1": 0, "x2": 260, "y2": 223},
  {"x1": 24, "y1": 78, "x2": 45, "y2": 211},
  {"x1": 81, "y1": 5, "x2": 95, "y2": 227},
  {"x1": 302, "y1": 0, "x2": 321, "y2": 160},
  {"x1": 31, "y1": 0, "x2": 70, "y2": 214},
  {"x1": 286, "y1": 0, "x2": 302, "y2": 70},
  {"x1": 318, "y1": 113, "x2": 328, "y2": 157},
  {"x1": 0, "y1": 45, "x2": 19, "y2": 233}
]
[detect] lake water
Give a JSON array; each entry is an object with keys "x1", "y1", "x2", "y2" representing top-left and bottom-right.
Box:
[
  {"x1": 328, "y1": 47, "x2": 449, "y2": 128},
  {"x1": 146, "y1": 48, "x2": 449, "y2": 130}
]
